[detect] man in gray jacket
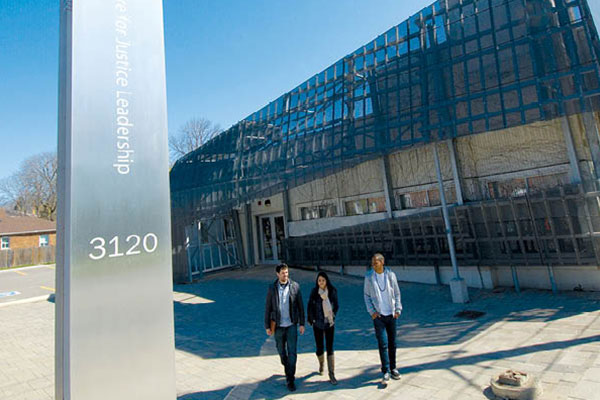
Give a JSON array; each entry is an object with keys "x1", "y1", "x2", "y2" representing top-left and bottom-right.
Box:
[{"x1": 364, "y1": 253, "x2": 402, "y2": 384}]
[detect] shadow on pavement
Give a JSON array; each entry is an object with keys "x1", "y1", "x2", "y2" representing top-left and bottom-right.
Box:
[
  {"x1": 177, "y1": 365, "x2": 384, "y2": 400},
  {"x1": 402, "y1": 334, "x2": 600, "y2": 373},
  {"x1": 173, "y1": 266, "x2": 600, "y2": 361},
  {"x1": 176, "y1": 334, "x2": 600, "y2": 399}
]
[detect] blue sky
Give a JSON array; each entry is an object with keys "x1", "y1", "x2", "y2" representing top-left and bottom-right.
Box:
[{"x1": 0, "y1": 0, "x2": 599, "y2": 182}]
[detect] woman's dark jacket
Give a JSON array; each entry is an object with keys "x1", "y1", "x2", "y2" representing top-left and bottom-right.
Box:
[
  {"x1": 307, "y1": 286, "x2": 339, "y2": 330},
  {"x1": 264, "y1": 279, "x2": 305, "y2": 329}
]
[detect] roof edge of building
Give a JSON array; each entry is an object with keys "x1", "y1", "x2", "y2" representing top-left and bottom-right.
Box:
[{"x1": 0, "y1": 229, "x2": 57, "y2": 236}]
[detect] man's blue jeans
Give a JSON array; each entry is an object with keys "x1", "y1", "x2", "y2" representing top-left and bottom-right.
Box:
[
  {"x1": 274, "y1": 325, "x2": 298, "y2": 383},
  {"x1": 373, "y1": 315, "x2": 397, "y2": 374}
]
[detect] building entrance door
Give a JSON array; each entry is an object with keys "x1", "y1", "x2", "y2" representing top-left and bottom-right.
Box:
[{"x1": 260, "y1": 214, "x2": 285, "y2": 263}]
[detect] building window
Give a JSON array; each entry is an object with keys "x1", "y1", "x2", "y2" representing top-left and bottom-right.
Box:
[
  {"x1": 39, "y1": 235, "x2": 49, "y2": 247},
  {"x1": 300, "y1": 204, "x2": 337, "y2": 220},
  {"x1": 1, "y1": 237, "x2": 9, "y2": 250},
  {"x1": 344, "y1": 197, "x2": 386, "y2": 216},
  {"x1": 223, "y1": 219, "x2": 235, "y2": 240},
  {"x1": 397, "y1": 187, "x2": 456, "y2": 209},
  {"x1": 488, "y1": 178, "x2": 527, "y2": 199},
  {"x1": 398, "y1": 191, "x2": 428, "y2": 209},
  {"x1": 526, "y1": 173, "x2": 569, "y2": 194},
  {"x1": 198, "y1": 221, "x2": 210, "y2": 244},
  {"x1": 487, "y1": 173, "x2": 568, "y2": 199},
  {"x1": 427, "y1": 187, "x2": 457, "y2": 206}
]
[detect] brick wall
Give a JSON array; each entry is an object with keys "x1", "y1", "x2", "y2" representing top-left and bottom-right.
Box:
[{"x1": 7, "y1": 232, "x2": 56, "y2": 250}]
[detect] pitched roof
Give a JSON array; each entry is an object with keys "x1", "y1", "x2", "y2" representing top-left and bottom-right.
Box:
[{"x1": 0, "y1": 209, "x2": 56, "y2": 235}]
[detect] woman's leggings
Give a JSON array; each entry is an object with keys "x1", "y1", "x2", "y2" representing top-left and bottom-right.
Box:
[{"x1": 313, "y1": 325, "x2": 335, "y2": 356}]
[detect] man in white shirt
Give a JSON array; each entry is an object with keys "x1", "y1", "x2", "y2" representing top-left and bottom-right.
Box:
[{"x1": 363, "y1": 253, "x2": 402, "y2": 384}]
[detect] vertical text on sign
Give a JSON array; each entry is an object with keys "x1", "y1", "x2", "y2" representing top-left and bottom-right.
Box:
[{"x1": 113, "y1": 0, "x2": 135, "y2": 175}]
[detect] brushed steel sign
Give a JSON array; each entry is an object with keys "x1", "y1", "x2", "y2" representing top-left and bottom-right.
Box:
[{"x1": 56, "y1": 1, "x2": 176, "y2": 399}]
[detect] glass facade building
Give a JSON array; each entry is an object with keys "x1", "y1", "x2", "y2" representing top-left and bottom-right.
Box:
[
  {"x1": 172, "y1": 0, "x2": 600, "y2": 218},
  {"x1": 170, "y1": 0, "x2": 600, "y2": 279}
]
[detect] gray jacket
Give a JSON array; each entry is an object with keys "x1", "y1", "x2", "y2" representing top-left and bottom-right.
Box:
[{"x1": 363, "y1": 267, "x2": 402, "y2": 316}]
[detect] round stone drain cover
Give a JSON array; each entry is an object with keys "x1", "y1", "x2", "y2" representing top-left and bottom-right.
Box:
[{"x1": 490, "y1": 370, "x2": 542, "y2": 400}]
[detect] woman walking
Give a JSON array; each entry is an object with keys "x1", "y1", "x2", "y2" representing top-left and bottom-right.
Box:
[{"x1": 307, "y1": 271, "x2": 339, "y2": 384}]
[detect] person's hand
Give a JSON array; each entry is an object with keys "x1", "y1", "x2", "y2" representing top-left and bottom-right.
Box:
[
  {"x1": 299, "y1": 325, "x2": 305, "y2": 335},
  {"x1": 394, "y1": 312, "x2": 400, "y2": 319},
  {"x1": 371, "y1": 312, "x2": 380, "y2": 320},
  {"x1": 266, "y1": 329, "x2": 272, "y2": 336}
]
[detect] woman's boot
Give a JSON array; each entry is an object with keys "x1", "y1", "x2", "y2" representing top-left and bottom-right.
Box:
[
  {"x1": 327, "y1": 355, "x2": 337, "y2": 385},
  {"x1": 317, "y1": 354, "x2": 325, "y2": 375}
]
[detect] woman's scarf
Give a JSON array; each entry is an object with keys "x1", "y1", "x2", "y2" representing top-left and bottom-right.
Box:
[{"x1": 319, "y1": 287, "x2": 334, "y2": 326}]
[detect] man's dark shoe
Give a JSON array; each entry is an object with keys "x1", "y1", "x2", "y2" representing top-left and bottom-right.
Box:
[
  {"x1": 287, "y1": 381, "x2": 296, "y2": 392},
  {"x1": 391, "y1": 369, "x2": 401, "y2": 380},
  {"x1": 382, "y1": 372, "x2": 390, "y2": 384}
]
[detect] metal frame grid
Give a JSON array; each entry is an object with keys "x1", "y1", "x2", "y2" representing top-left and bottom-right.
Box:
[
  {"x1": 284, "y1": 185, "x2": 600, "y2": 267},
  {"x1": 170, "y1": 0, "x2": 600, "y2": 227},
  {"x1": 184, "y1": 215, "x2": 240, "y2": 278}
]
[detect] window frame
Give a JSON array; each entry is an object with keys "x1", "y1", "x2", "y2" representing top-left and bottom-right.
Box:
[{"x1": 39, "y1": 234, "x2": 50, "y2": 248}]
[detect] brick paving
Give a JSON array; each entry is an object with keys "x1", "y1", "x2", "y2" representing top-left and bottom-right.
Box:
[{"x1": 1, "y1": 265, "x2": 600, "y2": 399}]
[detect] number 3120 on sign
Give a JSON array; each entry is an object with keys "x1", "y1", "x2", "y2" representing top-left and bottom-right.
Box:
[{"x1": 88, "y1": 233, "x2": 158, "y2": 260}]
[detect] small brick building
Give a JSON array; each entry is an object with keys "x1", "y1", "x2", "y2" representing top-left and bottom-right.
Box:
[{"x1": 0, "y1": 209, "x2": 56, "y2": 267}]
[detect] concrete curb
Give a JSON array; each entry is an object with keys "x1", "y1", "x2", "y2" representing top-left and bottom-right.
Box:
[
  {"x1": 0, "y1": 295, "x2": 53, "y2": 308},
  {"x1": 0, "y1": 264, "x2": 56, "y2": 274}
]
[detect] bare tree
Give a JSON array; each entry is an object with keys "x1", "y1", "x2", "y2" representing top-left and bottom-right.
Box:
[
  {"x1": 169, "y1": 117, "x2": 222, "y2": 165},
  {"x1": 0, "y1": 152, "x2": 57, "y2": 221}
]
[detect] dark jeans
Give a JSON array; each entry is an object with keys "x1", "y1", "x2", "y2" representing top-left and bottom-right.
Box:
[
  {"x1": 373, "y1": 314, "x2": 397, "y2": 374},
  {"x1": 274, "y1": 325, "x2": 298, "y2": 383},
  {"x1": 313, "y1": 325, "x2": 335, "y2": 356}
]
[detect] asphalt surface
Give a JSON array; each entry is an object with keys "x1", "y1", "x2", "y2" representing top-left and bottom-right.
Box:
[{"x1": 0, "y1": 265, "x2": 55, "y2": 304}]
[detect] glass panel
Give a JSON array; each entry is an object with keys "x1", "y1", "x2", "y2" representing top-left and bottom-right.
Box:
[
  {"x1": 527, "y1": 173, "x2": 568, "y2": 194},
  {"x1": 319, "y1": 204, "x2": 337, "y2": 218},
  {"x1": 223, "y1": 219, "x2": 235, "y2": 240},
  {"x1": 301, "y1": 207, "x2": 312, "y2": 220},
  {"x1": 274, "y1": 216, "x2": 285, "y2": 260},
  {"x1": 211, "y1": 245, "x2": 221, "y2": 268},
  {"x1": 203, "y1": 248, "x2": 212, "y2": 271},
  {"x1": 368, "y1": 197, "x2": 386, "y2": 213},
  {"x1": 199, "y1": 222, "x2": 210, "y2": 244},
  {"x1": 262, "y1": 217, "x2": 274, "y2": 260},
  {"x1": 219, "y1": 246, "x2": 229, "y2": 267},
  {"x1": 386, "y1": 27, "x2": 397, "y2": 43},
  {"x1": 345, "y1": 199, "x2": 369, "y2": 215},
  {"x1": 196, "y1": 248, "x2": 204, "y2": 272},
  {"x1": 400, "y1": 191, "x2": 429, "y2": 208},
  {"x1": 409, "y1": 14, "x2": 421, "y2": 35},
  {"x1": 487, "y1": 178, "x2": 527, "y2": 199}
]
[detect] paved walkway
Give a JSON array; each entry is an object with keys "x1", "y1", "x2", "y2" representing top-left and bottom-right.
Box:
[{"x1": 1, "y1": 265, "x2": 600, "y2": 399}]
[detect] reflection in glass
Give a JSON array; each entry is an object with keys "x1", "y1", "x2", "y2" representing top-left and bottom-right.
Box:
[
  {"x1": 275, "y1": 216, "x2": 285, "y2": 260},
  {"x1": 262, "y1": 217, "x2": 274, "y2": 260}
]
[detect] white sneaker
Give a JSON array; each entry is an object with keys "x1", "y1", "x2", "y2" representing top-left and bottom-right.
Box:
[
  {"x1": 391, "y1": 369, "x2": 401, "y2": 380},
  {"x1": 382, "y1": 372, "x2": 391, "y2": 384}
]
